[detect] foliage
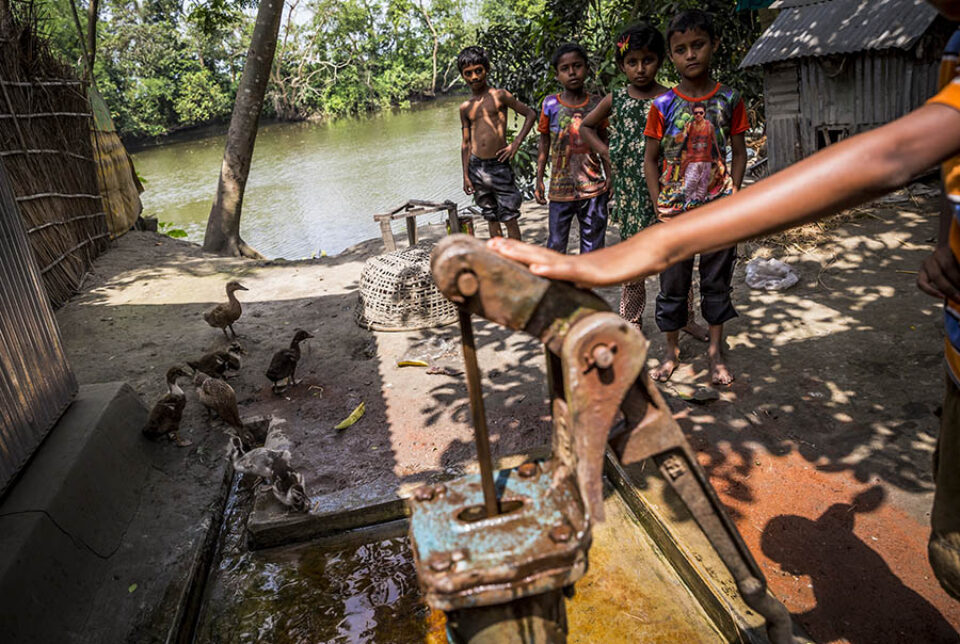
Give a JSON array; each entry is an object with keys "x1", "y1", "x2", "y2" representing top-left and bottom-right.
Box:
[
  {"x1": 267, "y1": 0, "x2": 468, "y2": 120},
  {"x1": 38, "y1": 0, "x2": 246, "y2": 137},
  {"x1": 37, "y1": 0, "x2": 763, "y2": 146},
  {"x1": 158, "y1": 221, "x2": 188, "y2": 238},
  {"x1": 40, "y1": 0, "x2": 470, "y2": 138},
  {"x1": 174, "y1": 69, "x2": 233, "y2": 125}
]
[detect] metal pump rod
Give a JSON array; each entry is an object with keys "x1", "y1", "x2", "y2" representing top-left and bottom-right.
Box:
[{"x1": 457, "y1": 308, "x2": 499, "y2": 517}]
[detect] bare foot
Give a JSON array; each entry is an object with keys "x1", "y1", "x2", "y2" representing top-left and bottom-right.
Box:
[
  {"x1": 653, "y1": 342, "x2": 680, "y2": 382},
  {"x1": 682, "y1": 321, "x2": 709, "y2": 342},
  {"x1": 710, "y1": 357, "x2": 734, "y2": 386}
]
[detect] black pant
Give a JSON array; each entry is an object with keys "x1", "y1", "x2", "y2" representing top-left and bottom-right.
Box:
[{"x1": 656, "y1": 246, "x2": 737, "y2": 332}]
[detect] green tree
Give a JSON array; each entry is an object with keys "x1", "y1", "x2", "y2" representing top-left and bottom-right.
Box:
[{"x1": 175, "y1": 69, "x2": 232, "y2": 125}]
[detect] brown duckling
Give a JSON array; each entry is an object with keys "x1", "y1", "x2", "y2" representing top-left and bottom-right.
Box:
[
  {"x1": 265, "y1": 329, "x2": 314, "y2": 394},
  {"x1": 204, "y1": 281, "x2": 248, "y2": 339},
  {"x1": 188, "y1": 352, "x2": 227, "y2": 379},
  {"x1": 143, "y1": 366, "x2": 193, "y2": 446},
  {"x1": 227, "y1": 435, "x2": 294, "y2": 482},
  {"x1": 193, "y1": 371, "x2": 255, "y2": 446},
  {"x1": 222, "y1": 342, "x2": 244, "y2": 372},
  {"x1": 227, "y1": 436, "x2": 307, "y2": 511},
  {"x1": 188, "y1": 342, "x2": 244, "y2": 379},
  {"x1": 271, "y1": 469, "x2": 308, "y2": 512}
]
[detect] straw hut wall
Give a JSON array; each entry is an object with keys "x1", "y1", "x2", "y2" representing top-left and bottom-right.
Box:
[
  {"x1": 89, "y1": 86, "x2": 142, "y2": 236},
  {"x1": 0, "y1": 6, "x2": 109, "y2": 308}
]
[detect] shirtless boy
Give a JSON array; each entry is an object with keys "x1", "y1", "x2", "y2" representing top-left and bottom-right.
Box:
[{"x1": 458, "y1": 46, "x2": 538, "y2": 240}]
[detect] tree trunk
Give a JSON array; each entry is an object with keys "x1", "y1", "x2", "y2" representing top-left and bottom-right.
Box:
[
  {"x1": 416, "y1": 0, "x2": 438, "y2": 95},
  {"x1": 86, "y1": 0, "x2": 99, "y2": 69},
  {"x1": 202, "y1": 0, "x2": 284, "y2": 258}
]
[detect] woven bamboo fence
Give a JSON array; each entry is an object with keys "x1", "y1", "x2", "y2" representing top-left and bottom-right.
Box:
[{"x1": 0, "y1": 6, "x2": 109, "y2": 308}]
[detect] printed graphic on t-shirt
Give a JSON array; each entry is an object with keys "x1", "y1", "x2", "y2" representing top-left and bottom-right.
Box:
[
  {"x1": 645, "y1": 83, "x2": 748, "y2": 216},
  {"x1": 539, "y1": 94, "x2": 606, "y2": 201}
]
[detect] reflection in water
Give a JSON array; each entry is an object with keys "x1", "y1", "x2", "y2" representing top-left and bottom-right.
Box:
[
  {"x1": 132, "y1": 98, "x2": 465, "y2": 258},
  {"x1": 196, "y1": 479, "x2": 442, "y2": 643},
  {"x1": 201, "y1": 536, "x2": 436, "y2": 643}
]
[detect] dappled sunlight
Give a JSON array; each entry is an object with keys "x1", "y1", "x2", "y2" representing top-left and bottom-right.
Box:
[{"x1": 628, "y1": 199, "x2": 949, "y2": 517}]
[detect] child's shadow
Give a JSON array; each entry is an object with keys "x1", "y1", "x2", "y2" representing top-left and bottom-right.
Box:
[{"x1": 761, "y1": 486, "x2": 957, "y2": 643}]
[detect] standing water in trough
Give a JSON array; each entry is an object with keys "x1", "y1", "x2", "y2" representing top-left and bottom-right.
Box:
[
  {"x1": 194, "y1": 479, "x2": 445, "y2": 643},
  {"x1": 194, "y1": 477, "x2": 725, "y2": 642}
]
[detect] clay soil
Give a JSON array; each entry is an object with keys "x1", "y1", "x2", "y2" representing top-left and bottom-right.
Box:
[{"x1": 57, "y1": 193, "x2": 960, "y2": 642}]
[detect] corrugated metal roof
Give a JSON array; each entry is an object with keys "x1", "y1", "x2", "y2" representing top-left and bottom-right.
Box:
[{"x1": 741, "y1": 0, "x2": 938, "y2": 67}]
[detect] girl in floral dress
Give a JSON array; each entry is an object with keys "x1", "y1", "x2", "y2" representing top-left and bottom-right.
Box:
[{"x1": 581, "y1": 24, "x2": 703, "y2": 336}]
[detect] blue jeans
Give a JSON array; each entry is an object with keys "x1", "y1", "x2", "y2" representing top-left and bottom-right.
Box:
[{"x1": 547, "y1": 192, "x2": 609, "y2": 254}]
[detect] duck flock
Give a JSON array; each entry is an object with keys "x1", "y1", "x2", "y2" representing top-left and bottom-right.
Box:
[{"x1": 141, "y1": 280, "x2": 314, "y2": 512}]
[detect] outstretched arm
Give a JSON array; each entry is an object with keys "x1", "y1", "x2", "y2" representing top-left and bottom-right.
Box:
[
  {"x1": 490, "y1": 102, "x2": 960, "y2": 291},
  {"x1": 498, "y1": 90, "x2": 538, "y2": 162}
]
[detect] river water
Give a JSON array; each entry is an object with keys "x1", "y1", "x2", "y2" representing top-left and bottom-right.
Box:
[{"x1": 132, "y1": 98, "x2": 465, "y2": 258}]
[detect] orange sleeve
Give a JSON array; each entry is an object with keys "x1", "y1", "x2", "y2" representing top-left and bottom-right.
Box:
[
  {"x1": 537, "y1": 105, "x2": 550, "y2": 134},
  {"x1": 731, "y1": 98, "x2": 749, "y2": 135},
  {"x1": 644, "y1": 104, "x2": 664, "y2": 140},
  {"x1": 928, "y1": 79, "x2": 960, "y2": 111},
  {"x1": 930, "y1": 81, "x2": 960, "y2": 198}
]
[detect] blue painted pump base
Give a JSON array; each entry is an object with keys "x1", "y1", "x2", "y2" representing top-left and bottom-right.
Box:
[{"x1": 408, "y1": 459, "x2": 589, "y2": 613}]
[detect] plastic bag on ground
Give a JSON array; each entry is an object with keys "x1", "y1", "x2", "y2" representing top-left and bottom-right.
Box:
[
  {"x1": 745, "y1": 258, "x2": 799, "y2": 291},
  {"x1": 398, "y1": 335, "x2": 459, "y2": 367}
]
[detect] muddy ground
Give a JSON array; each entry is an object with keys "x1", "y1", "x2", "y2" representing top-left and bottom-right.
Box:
[{"x1": 57, "y1": 191, "x2": 959, "y2": 642}]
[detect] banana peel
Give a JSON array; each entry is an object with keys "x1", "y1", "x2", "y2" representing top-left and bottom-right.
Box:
[
  {"x1": 397, "y1": 359, "x2": 429, "y2": 368},
  {"x1": 334, "y1": 402, "x2": 365, "y2": 431}
]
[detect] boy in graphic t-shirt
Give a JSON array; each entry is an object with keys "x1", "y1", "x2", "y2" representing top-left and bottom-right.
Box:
[
  {"x1": 643, "y1": 9, "x2": 749, "y2": 386},
  {"x1": 535, "y1": 43, "x2": 609, "y2": 254}
]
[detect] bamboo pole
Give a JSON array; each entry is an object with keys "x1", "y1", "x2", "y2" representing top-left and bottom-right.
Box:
[{"x1": 16, "y1": 192, "x2": 100, "y2": 202}]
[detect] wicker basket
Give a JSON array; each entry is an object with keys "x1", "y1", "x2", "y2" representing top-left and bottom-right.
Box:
[{"x1": 356, "y1": 241, "x2": 458, "y2": 331}]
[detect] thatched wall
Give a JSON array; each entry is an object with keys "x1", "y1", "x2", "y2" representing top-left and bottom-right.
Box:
[{"x1": 0, "y1": 7, "x2": 109, "y2": 308}]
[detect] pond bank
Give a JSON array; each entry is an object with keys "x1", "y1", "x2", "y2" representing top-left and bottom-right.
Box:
[{"x1": 55, "y1": 198, "x2": 960, "y2": 641}]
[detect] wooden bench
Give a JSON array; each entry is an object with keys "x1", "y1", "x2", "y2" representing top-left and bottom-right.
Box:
[{"x1": 373, "y1": 200, "x2": 474, "y2": 252}]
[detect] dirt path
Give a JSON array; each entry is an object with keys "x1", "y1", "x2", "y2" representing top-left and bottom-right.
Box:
[{"x1": 57, "y1": 195, "x2": 959, "y2": 642}]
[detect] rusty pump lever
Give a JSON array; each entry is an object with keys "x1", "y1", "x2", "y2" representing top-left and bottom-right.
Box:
[
  {"x1": 456, "y1": 306, "x2": 499, "y2": 518},
  {"x1": 417, "y1": 235, "x2": 798, "y2": 644}
]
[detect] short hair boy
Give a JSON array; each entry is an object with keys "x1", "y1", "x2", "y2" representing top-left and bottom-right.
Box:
[
  {"x1": 535, "y1": 43, "x2": 609, "y2": 255},
  {"x1": 458, "y1": 46, "x2": 538, "y2": 240},
  {"x1": 643, "y1": 9, "x2": 749, "y2": 386}
]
